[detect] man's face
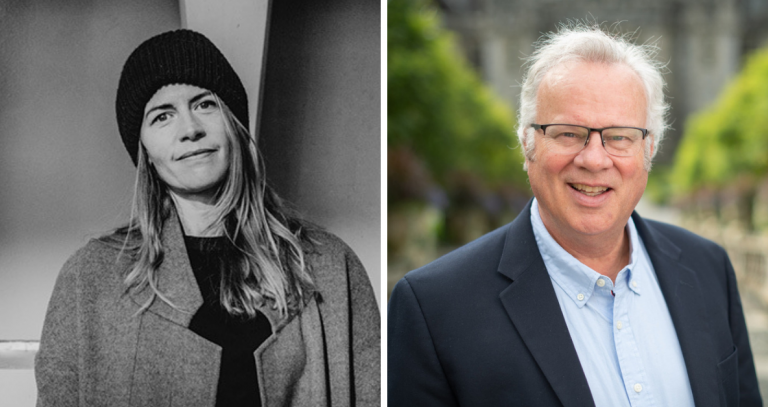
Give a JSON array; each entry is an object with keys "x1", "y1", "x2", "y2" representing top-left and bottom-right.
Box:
[{"x1": 526, "y1": 61, "x2": 649, "y2": 243}]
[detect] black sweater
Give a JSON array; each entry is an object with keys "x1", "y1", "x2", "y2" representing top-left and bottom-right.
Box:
[{"x1": 185, "y1": 236, "x2": 272, "y2": 407}]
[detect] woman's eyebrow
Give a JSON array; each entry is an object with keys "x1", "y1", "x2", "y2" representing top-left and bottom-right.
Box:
[
  {"x1": 189, "y1": 91, "x2": 213, "y2": 105},
  {"x1": 144, "y1": 91, "x2": 213, "y2": 120},
  {"x1": 144, "y1": 103, "x2": 174, "y2": 120}
]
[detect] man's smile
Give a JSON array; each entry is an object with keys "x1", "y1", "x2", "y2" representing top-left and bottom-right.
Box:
[{"x1": 569, "y1": 183, "x2": 610, "y2": 197}]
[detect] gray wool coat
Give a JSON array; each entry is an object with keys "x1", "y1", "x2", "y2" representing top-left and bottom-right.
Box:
[{"x1": 35, "y1": 215, "x2": 380, "y2": 406}]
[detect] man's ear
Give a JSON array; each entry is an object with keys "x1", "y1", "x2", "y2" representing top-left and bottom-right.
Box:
[
  {"x1": 521, "y1": 137, "x2": 533, "y2": 171},
  {"x1": 648, "y1": 135, "x2": 654, "y2": 157}
]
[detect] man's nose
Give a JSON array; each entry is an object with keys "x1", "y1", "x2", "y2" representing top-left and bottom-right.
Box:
[
  {"x1": 179, "y1": 110, "x2": 205, "y2": 142},
  {"x1": 574, "y1": 131, "x2": 613, "y2": 170}
]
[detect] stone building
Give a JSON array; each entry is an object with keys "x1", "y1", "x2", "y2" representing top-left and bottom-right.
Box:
[{"x1": 437, "y1": 0, "x2": 768, "y2": 163}]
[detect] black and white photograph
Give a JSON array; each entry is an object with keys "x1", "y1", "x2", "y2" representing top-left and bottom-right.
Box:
[{"x1": 0, "y1": 0, "x2": 380, "y2": 405}]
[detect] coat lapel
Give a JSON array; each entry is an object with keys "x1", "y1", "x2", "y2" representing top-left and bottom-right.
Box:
[
  {"x1": 497, "y1": 202, "x2": 595, "y2": 407},
  {"x1": 631, "y1": 213, "x2": 720, "y2": 407},
  {"x1": 128, "y1": 213, "x2": 204, "y2": 327}
]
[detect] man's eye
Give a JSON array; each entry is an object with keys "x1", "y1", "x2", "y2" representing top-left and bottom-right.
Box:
[
  {"x1": 560, "y1": 132, "x2": 578, "y2": 138},
  {"x1": 607, "y1": 135, "x2": 631, "y2": 142}
]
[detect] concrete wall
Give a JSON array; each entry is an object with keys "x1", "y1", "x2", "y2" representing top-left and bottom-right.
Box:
[
  {"x1": 0, "y1": 0, "x2": 180, "y2": 341},
  {"x1": 0, "y1": 0, "x2": 181, "y2": 403}
]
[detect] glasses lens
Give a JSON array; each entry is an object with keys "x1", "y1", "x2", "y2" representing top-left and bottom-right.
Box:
[
  {"x1": 602, "y1": 128, "x2": 643, "y2": 156},
  {"x1": 543, "y1": 125, "x2": 589, "y2": 154}
]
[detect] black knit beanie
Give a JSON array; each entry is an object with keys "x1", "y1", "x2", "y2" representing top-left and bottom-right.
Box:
[{"x1": 116, "y1": 29, "x2": 249, "y2": 165}]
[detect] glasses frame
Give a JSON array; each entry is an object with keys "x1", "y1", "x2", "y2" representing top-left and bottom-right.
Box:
[{"x1": 531, "y1": 123, "x2": 648, "y2": 155}]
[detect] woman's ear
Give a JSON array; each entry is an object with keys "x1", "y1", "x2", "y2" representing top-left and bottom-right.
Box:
[{"x1": 138, "y1": 142, "x2": 153, "y2": 167}]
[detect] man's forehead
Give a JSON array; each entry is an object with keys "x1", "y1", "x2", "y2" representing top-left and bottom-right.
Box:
[
  {"x1": 540, "y1": 61, "x2": 580, "y2": 88},
  {"x1": 538, "y1": 61, "x2": 644, "y2": 99},
  {"x1": 535, "y1": 60, "x2": 647, "y2": 126},
  {"x1": 542, "y1": 60, "x2": 624, "y2": 85}
]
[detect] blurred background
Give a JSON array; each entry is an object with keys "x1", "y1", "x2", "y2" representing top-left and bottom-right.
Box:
[
  {"x1": 388, "y1": 0, "x2": 768, "y2": 396},
  {"x1": 0, "y1": 0, "x2": 379, "y2": 403}
]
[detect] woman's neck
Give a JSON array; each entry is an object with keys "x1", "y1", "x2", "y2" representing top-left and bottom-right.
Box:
[{"x1": 170, "y1": 191, "x2": 223, "y2": 237}]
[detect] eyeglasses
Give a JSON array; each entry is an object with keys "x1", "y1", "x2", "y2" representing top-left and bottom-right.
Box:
[{"x1": 531, "y1": 124, "x2": 648, "y2": 157}]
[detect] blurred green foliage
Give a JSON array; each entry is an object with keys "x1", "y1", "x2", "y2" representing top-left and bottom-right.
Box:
[
  {"x1": 669, "y1": 47, "x2": 768, "y2": 195},
  {"x1": 387, "y1": 0, "x2": 527, "y2": 193}
]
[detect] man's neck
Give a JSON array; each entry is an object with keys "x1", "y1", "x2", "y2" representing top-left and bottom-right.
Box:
[{"x1": 542, "y1": 218, "x2": 630, "y2": 283}]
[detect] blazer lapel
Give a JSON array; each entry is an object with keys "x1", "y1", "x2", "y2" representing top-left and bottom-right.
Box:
[
  {"x1": 632, "y1": 213, "x2": 720, "y2": 407},
  {"x1": 497, "y1": 202, "x2": 595, "y2": 407},
  {"x1": 128, "y1": 213, "x2": 204, "y2": 327}
]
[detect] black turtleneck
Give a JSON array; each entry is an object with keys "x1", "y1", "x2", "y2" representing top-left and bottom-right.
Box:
[{"x1": 184, "y1": 235, "x2": 272, "y2": 407}]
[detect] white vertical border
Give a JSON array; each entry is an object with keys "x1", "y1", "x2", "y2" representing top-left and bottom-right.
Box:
[{"x1": 380, "y1": 0, "x2": 388, "y2": 404}]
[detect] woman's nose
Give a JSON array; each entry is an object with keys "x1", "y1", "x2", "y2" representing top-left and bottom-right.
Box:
[{"x1": 179, "y1": 110, "x2": 205, "y2": 142}]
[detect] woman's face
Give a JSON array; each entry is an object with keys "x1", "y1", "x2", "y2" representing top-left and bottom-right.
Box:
[{"x1": 140, "y1": 84, "x2": 231, "y2": 202}]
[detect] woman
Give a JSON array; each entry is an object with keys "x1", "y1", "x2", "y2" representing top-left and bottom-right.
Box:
[{"x1": 35, "y1": 29, "x2": 380, "y2": 406}]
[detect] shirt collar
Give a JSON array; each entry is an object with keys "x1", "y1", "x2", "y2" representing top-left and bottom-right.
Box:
[
  {"x1": 624, "y1": 215, "x2": 643, "y2": 296},
  {"x1": 531, "y1": 198, "x2": 641, "y2": 308}
]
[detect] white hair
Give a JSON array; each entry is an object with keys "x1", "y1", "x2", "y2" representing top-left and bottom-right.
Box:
[{"x1": 517, "y1": 22, "x2": 669, "y2": 171}]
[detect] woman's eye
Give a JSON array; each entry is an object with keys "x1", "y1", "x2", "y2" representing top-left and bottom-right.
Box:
[
  {"x1": 197, "y1": 100, "x2": 218, "y2": 110},
  {"x1": 151, "y1": 112, "x2": 169, "y2": 125}
]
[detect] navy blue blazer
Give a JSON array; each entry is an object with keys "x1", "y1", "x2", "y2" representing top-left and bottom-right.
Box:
[{"x1": 388, "y1": 201, "x2": 762, "y2": 406}]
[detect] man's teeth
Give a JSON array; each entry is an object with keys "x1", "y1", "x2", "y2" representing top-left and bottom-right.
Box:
[{"x1": 571, "y1": 183, "x2": 608, "y2": 196}]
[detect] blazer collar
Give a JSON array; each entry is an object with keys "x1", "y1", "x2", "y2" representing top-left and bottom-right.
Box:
[
  {"x1": 497, "y1": 202, "x2": 721, "y2": 406},
  {"x1": 631, "y1": 213, "x2": 720, "y2": 407},
  {"x1": 128, "y1": 212, "x2": 204, "y2": 327},
  {"x1": 497, "y1": 200, "x2": 596, "y2": 407}
]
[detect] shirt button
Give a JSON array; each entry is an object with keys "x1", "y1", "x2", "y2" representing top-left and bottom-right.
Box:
[
  {"x1": 617, "y1": 321, "x2": 623, "y2": 330},
  {"x1": 632, "y1": 281, "x2": 638, "y2": 288},
  {"x1": 634, "y1": 383, "x2": 643, "y2": 393},
  {"x1": 596, "y1": 279, "x2": 606, "y2": 287},
  {"x1": 577, "y1": 293, "x2": 585, "y2": 301}
]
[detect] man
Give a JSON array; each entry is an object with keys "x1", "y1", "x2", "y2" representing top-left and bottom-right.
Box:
[{"x1": 388, "y1": 24, "x2": 762, "y2": 406}]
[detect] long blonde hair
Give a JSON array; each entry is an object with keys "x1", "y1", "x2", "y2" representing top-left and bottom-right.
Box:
[{"x1": 116, "y1": 98, "x2": 315, "y2": 320}]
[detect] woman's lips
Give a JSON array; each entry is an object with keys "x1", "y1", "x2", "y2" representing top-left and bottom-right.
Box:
[{"x1": 177, "y1": 148, "x2": 216, "y2": 160}]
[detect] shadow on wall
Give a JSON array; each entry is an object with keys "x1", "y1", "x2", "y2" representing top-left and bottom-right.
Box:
[{"x1": 259, "y1": 0, "x2": 381, "y2": 302}]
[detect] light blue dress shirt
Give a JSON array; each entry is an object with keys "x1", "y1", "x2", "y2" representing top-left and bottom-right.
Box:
[{"x1": 530, "y1": 199, "x2": 695, "y2": 407}]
